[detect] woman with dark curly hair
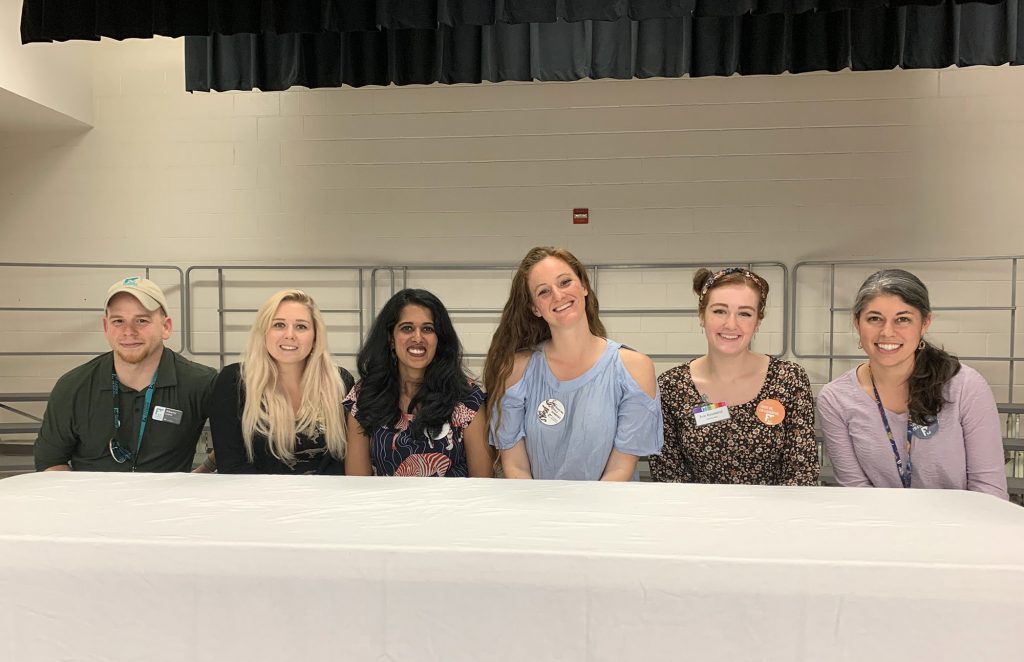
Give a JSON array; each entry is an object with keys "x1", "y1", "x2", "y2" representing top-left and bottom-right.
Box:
[
  {"x1": 818, "y1": 269, "x2": 1007, "y2": 498},
  {"x1": 344, "y1": 289, "x2": 493, "y2": 477}
]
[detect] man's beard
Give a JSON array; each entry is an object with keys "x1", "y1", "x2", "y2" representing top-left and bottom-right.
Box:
[{"x1": 115, "y1": 345, "x2": 157, "y2": 365}]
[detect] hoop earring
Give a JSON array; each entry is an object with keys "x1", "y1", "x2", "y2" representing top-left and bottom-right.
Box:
[
  {"x1": 918, "y1": 339, "x2": 926, "y2": 351},
  {"x1": 857, "y1": 340, "x2": 862, "y2": 349}
]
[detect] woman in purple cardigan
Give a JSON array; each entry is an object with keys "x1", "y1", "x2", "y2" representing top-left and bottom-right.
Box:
[{"x1": 817, "y1": 269, "x2": 1008, "y2": 499}]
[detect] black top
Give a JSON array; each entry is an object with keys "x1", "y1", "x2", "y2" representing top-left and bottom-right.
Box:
[
  {"x1": 210, "y1": 362, "x2": 354, "y2": 475},
  {"x1": 34, "y1": 348, "x2": 217, "y2": 473}
]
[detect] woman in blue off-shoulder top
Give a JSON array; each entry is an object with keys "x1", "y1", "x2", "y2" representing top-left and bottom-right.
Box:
[{"x1": 484, "y1": 246, "x2": 663, "y2": 480}]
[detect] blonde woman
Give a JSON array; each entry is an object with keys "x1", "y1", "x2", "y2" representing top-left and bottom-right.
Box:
[{"x1": 209, "y1": 289, "x2": 353, "y2": 474}]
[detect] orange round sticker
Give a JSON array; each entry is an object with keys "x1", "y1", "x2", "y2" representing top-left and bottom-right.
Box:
[{"x1": 755, "y1": 399, "x2": 786, "y2": 426}]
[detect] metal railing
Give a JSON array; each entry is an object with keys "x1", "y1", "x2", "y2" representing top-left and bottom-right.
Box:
[
  {"x1": 791, "y1": 255, "x2": 1021, "y2": 403},
  {"x1": 370, "y1": 261, "x2": 789, "y2": 362},
  {"x1": 0, "y1": 262, "x2": 185, "y2": 355},
  {"x1": 184, "y1": 265, "x2": 369, "y2": 369}
]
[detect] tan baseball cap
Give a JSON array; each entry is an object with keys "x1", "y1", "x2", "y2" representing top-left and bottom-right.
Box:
[{"x1": 105, "y1": 277, "x2": 169, "y2": 314}]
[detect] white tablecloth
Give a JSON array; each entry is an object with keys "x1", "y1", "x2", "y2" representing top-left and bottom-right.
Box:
[{"x1": 1, "y1": 472, "x2": 1023, "y2": 662}]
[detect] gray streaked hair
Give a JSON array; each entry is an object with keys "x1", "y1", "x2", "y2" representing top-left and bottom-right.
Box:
[
  {"x1": 851, "y1": 268, "x2": 960, "y2": 424},
  {"x1": 852, "y1": 269, "x2": 932, "y2": 320}
]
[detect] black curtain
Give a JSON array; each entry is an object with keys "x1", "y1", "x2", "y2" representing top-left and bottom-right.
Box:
[
  {"x1": 22, "y1": 0, "x2": 1003, "y2": 42},
  {"x1": 185, "y1": 1, "x2": 1022, "y2": 91}
]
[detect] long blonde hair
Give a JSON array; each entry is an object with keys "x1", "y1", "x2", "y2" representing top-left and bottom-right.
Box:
[
  {"x1": 240, "y1": 289, "x2": 346, "y2": 463},
  {"x1": 483, "y1": 247, "x2": 605, "y2": 432}
]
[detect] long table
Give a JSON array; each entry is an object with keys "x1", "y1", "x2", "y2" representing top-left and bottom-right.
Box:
[{"x1": 1, "y1": 473, "x2": 1023, "y2": 662}]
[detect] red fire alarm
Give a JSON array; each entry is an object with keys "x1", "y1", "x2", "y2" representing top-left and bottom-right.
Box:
[{"x1": 572, "y1": 208, "x2": 589, "y2": 224}]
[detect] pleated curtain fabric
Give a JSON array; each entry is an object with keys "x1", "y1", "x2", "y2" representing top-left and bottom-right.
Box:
[
  {"x1": 21, "y1": 0, "x2": 1004, "y2": 41},
  {"x1": 184, "y1": 1, "x2": 1024, "y2": 91}
]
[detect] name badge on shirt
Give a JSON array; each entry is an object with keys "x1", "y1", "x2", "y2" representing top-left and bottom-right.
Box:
[
  {"x1": 910, "y1": 417, "x2": 939, "y2": 439},
  {"x1": 152, "y1": 406, "x2": 183, "y2": 425},
  {"x1": 693, "y1": 402, "x2": 730, "y2": 426},
  {"x1": 537, "y1": 399, "x2": 566, "y2": 426}
]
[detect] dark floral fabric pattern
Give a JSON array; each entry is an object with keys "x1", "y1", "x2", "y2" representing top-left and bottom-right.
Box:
[{"x1": 650, "y1": 358, "x2": 818, "y2": 486}]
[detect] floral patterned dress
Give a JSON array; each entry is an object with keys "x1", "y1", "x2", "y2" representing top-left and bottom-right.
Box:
[{"x1": 344, "y1": 382, "x2": 484, "y2": 477}]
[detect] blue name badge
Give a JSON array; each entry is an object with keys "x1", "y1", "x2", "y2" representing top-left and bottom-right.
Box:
[{"x1": 910, "y1": 418, "x2": 939, "y2": 439}]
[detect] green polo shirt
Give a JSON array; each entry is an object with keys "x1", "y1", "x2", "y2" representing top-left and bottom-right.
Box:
[{"x1": 34, "y1": 348, "x2": 217, "y2": 472}]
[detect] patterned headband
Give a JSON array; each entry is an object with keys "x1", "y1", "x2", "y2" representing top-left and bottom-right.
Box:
[{"x1": 699, "y1": 267, "x2": 768, "y2": 311}]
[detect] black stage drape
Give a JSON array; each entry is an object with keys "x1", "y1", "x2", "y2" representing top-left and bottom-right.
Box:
[
  {"x1": 22, "y1": 0, "x2": 1005, "y2": 42},
  {"x1": 184, "y1": 2, "x2": 1024, "y2": 91}
]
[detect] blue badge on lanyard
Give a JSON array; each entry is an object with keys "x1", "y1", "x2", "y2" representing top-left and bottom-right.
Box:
[{"x1": 909, "y1": 417, "x2": 939, "y2": 439}]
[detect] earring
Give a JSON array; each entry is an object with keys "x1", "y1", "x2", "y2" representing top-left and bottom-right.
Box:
[
  {"x1": 857, "y1": 340, "x2": 862, "y2": 349},
  {"x1": 918, "y1": 339, "x2": 926, "y2": 350}
]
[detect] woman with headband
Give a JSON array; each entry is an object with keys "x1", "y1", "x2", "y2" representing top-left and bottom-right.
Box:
[
  {"x1": 650, "y1": 268, "x2": 818, "y2": 485},
  {"x1": 485, "y1": 246, "x2": 663, "y2": 480},
  {"x1": 817, "y1": 269, "x2": 1007, "y2": 498}
]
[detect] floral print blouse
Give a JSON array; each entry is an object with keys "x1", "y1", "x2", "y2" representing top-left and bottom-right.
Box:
[{"x1": 650, "y1": 358, "x2": 818, "y2": 486}]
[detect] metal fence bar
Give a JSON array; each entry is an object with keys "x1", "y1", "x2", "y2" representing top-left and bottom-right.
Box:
[
  {"x1": 1010, "y1": 258, "x2": 1018, "y2": 405},
  {"x1": 0, "y1": 403, "x2": 42, "y2": 423},
  {"x1": 445, "y1": 307, "x2": 702, "y2": 316},
  {"x1": 217, "y1": 308, "x2": 362, "y2": 314},
  {"x1": 827, "y1": 264, "x2": 836, "y2": 382},
  {"x1": 797, "y1": 354, "x2": 1024, "y2": 362},
  {"x1": 0, "y1": 262, "x2": 185, "y2": 356},
  {"x1": 358, "y1": 267, "x2": 365, "y2": 347},
  {"x1": 371, "y1": 261, "x2": 789, "y2": 362},
  {"x1": 216, "y1": 268, "x2": 226, "y2": 370},
  {"x1": 792, "y1": 255, "x2": 1024, "y2": 404},
  {"x1": 185, "y1": 265, "x2": 369, "y2": 362},
  {"x1": 576, "y1": 261, "x2": 790, "y2": 356},
  {"x1": 369, "y1": 267, "x2": 398, "y2": 329},
  {"x1": 0, "y1": 307, "x2": 112, "y2": 312}
]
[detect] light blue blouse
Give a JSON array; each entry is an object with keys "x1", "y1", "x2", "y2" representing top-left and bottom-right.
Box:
[{"x1": 490, "y1": 339, "x2": 664, "y2": 480}]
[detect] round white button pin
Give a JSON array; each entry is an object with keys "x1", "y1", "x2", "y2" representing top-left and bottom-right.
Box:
[{"x1": 537, "y1": 399, "x2": 566, "y2": 426}]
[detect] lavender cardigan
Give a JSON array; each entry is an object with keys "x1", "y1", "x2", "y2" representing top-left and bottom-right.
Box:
[{"x1": 818, "y1": 364, "x2": 1008, "y2": 500}]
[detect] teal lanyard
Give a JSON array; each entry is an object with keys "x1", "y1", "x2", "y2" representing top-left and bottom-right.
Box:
[{"x1": 111, "y1": 370, "x2": 159, "y2": 463}]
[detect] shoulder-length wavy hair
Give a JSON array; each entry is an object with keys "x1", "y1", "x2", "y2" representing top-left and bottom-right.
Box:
[
  {"x1": 239, "y1": 289, "x2": 346, "y2": 463},
  {"x1": 355, "y1": 288, "x2": 472, "y2": 437},
  {"x1": 483, "y1": 246, "x2": 606, "y2": 430},
  {"x1": 852, "y1": 269, "x2": 960, "y2": 424}
]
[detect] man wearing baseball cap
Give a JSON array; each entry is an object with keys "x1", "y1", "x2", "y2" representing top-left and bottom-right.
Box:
[{"x1": 34, "y1": 277, "x2": 217, "y2": 472}]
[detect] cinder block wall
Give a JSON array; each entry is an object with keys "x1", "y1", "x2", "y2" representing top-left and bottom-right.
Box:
[{"x1": 0, "y1": 37, "x2": 1022, "y2": 404}]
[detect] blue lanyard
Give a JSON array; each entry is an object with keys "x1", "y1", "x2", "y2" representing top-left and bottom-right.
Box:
[
  {"x1": 869, "y1": 374, "x2": 913, "y2": 488},
  {"x1": 112, "y1": 370, "x2": 159, "y2": 463}
]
